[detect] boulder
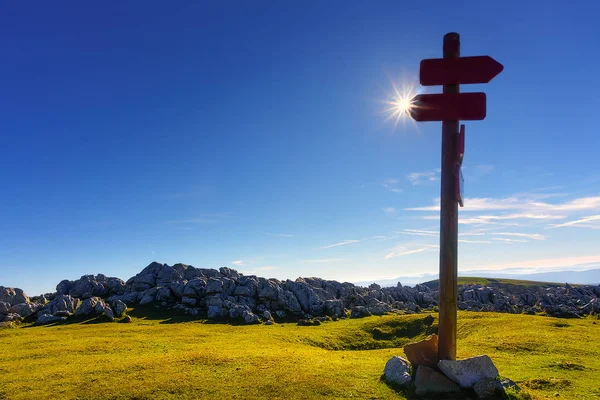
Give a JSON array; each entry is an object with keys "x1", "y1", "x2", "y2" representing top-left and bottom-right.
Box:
[
  {"x1": 207, "y1": 305, "x2": 223, "y2": 319},
  {"x1": 350, "y1": 306, "x2": 371, "y2": 318},
  {"x1": 155, "y1": 286, "x2": 173, "y2": 301},
  {"x1": 139, "y1": 293, "x2": 155, "y2": 305},
  {"x1": 282, "y1": 290, "x2": 302, "y2": 314},
  {"x1": 35, "y1": 314, "x2": 66, "y2": 326},
  {"x1": 0, "y1": 301, "x2": 9, "y2": 314},
  {"x1": 75, "y1": 297, "x2": 99, "y2": 316},
  {"x1": 414, "y1": 365, "x2": 461, "y2": 397},
  {"x1": 41, "y1": 294, "x2": 77, "y2": 316},
  {"x1": 263, "y1": 310, "x2": 273, "y2": 321},
  {"x1": 206, "y1": 278, "x2": 224, "y2": 294},
  {"x1": 257, "y1": 278, "x2": 279, "y2": 300},
  {"x1": 219, "y1": 267, "x2": 240, "y2": 279},
  {"x1": 474, "y1": 377, "x2": 497, "y2": 399},
  {"x1": 438, "y1": 355, "x2": 499, "y2": 389},
  {"x1": 113, "y1": 300, "x2": 127, "y2": 318},
  {"x1": 101, "y1": 306, "x2": 115, "y2": 322},
  {"x1": 403, "y1": 334, "x2": 439, "y2": 369},
  {"x1": 229, "y1": 305, "x2": 251, "y2": 320},
  {"x1": 324, "y1": 299, "x2": 344, "y2": 317},
  {"x1": 183, "y1": 278, "x2": 206, "y2": 298},
  {"x1": 3, "y1": 313, "x2": 21, "y2": 322},
  {"x1": 56, "y1": 280, "x2": 74, "y2": 295},
  {"x1": 0, "y1": 287, "x2": 29, "y2": 306},
  {"x1": 243, "y1": 311, "x2": 260, "y2": 324},
  {"x1": 9, "y1": 302, "x2": 42, "y2": 318},
  {"x1": 383, "y1": 356, "x2": 412, "y2": 387},
  {"x1": 497, "y1": 378, "x2": 520, "y2": 392},
  {"x1": 69, "y1": 275, "x2": 108, "y2": 299}
]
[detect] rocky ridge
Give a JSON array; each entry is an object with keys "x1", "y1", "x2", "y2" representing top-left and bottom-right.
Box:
[{"x1": 1, "y1": 262, "x2": 599, "y2": 326}]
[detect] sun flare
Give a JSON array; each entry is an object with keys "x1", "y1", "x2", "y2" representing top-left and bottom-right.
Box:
[{"x1": 384, "y1": 82, "x2": 419, "y2": 129}]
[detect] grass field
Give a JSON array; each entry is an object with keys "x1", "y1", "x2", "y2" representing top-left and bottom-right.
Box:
[{"x1": 1, "y1": 309, "x2": 598, "y2": 400}]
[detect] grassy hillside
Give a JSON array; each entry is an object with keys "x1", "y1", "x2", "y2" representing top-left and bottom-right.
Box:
[
  {"x1": 422, "y1": 276, "x2": 567, "y2": 294},
  {"x1": 0, "y1": 309, "x2": 598, "y2": 399}
]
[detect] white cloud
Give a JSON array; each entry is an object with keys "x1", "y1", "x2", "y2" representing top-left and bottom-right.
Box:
[
  {"x1": 382, "y1": 207, "x2": 397, "y2": 215},
  {"x1": 383, "y1": 178, "x2": 403, "y2": 193},
  {"x1": 385, "y1": 244, "x2": 438, "y2": 259},
  {"x1": 491, "y1": 232, "x2": 546, "y2": 240},
  {"x1": 548, "y1": 215, "x2": 600, "y2": 229},
  {"x1": 232, "y1": 260, "x2": 244, "y2": 266},
  {"x1": 321, "y1": 239, "x2": 360, "y2": 249},
  {"x1": 371, "y1": 235, "x2": 399, "y2": 241},
  {"x1": 458, "y1": 239, "x2": 492, "y2": 244},
  {"x1": 396, "y1": 229, "x2": 439, "y2": 237},
  {"x1": 407, "y1": 171, "x2": 439, "y2": 185},
  {"x1": 265, "y1": 232, "x2": 294, "y2": 237},
  {"x1": 492, "y1": 238, "x2": 529, "y2": 244},
  {"x1": 406, "y1": 195, "x2": 600, "y2": 213}
]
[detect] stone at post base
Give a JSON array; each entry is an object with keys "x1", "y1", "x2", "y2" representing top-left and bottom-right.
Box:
[
  {"x1": 414, "y1": 365, "x2": 462, "y2": 397},
  {"x1": 438, "y1": 355, "x2": 499, "y2": 389},
  {"x1": 383, "y1": 356, "x2": 412, "y2": 387},
  {"x1": 473, "y1": 377, "x2": 497, "y2": 398},
  {"x1": 403, "y1": 334, "x2": 439, "y2": 369}
]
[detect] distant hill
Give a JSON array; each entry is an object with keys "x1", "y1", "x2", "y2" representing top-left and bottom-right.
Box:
[
  {"x1": 468, "y1": 269, "x2": 600, "y2": 286},
  {"x1": 355, "y1": 268, "x2": 600, "y2": 288},
  {"x1": 421, "y1": 276, "x2": 567, "y2": 295}
]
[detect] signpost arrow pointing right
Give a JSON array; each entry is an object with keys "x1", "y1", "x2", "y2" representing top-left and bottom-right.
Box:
[{"x1": 420, "y1": 55, "x2": 504, "y2": 86}]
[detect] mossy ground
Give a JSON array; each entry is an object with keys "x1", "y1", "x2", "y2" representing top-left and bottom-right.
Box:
[{"x1": 0, "y1": 310, "x2": 598, "y2": 399}]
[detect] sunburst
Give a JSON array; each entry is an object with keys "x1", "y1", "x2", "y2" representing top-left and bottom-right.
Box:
[{"x1": 383, "y1": 81, "x2": 420, "y2": 129}]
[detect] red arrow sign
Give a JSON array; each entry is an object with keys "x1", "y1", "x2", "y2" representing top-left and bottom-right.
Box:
[
  {"x1": 409, "y1": 93, "x2": 486, "y2": 122},
  {"x1": 420, "y1": 56, "x2": 503, "y2": 86}
]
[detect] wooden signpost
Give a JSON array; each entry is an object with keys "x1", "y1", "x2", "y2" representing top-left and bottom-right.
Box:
[{"x1": 409, "y1": 33, "x2": 503, "y2": 361}]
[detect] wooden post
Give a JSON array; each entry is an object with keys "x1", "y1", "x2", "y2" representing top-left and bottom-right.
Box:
[{"x1": 438, "y1": 32, "x2": 460, "y2": 361}]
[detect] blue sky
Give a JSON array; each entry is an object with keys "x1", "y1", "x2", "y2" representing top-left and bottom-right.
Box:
[{"x1": 2, "y1": 2, "x2": 600, "y2": 295}]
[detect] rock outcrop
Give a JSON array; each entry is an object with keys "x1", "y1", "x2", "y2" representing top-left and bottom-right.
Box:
[{"x1": 1, "y1": 262, "x2": 599, "y2": 326}]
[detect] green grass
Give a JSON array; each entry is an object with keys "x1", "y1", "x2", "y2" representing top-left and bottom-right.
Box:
[
  {"x1": 422, "y1": 277, "x2": 570, "y2": 295},
  {"x1": 0, "y1": 310, "x2": 598, "y2": 399}
]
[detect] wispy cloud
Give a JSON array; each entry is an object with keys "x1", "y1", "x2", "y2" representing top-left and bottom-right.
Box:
[
  {"x1": 371, "y1": 235, "x2": 400, "y2": 241},
  {"x1": 232, "y1": 260, "x2": 244, "y2": 266},
  {"x1": 492, "y1": 238, "x2": 529, "y2": 244},
  {"x1": 385, "y1": 244, "x2": 438, "y2": 259},
  {"x1": 382, "y1": 178, "x2": 403, "y2": 193},
  {"x1": 548, "y1": 215, "x2": 600, "y2": 229},
  {"x1": 396, "y1": 229, "x2": 439, "y2": 237},
  {"x1": 265, "y1": 232, "x2": 294, "y2": 237},
  {"x1": 382, "y1": 207, "x2": 397, "y2": 215},
  {"x1": 491, "y1": 232, "x2": 546, "y2": 240},
  {"x1": 321, "y1": 239, "x2": 361, "y2": 249},
  {"x1": 458, "y1": 239, "x2": 492, "y2": 244},
  {"x1": 407, "y1": 170, "x2": 440, "y2": 185},
  {"x1": 406, "y1": 195, "x2": 600, "y2": 213}
]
